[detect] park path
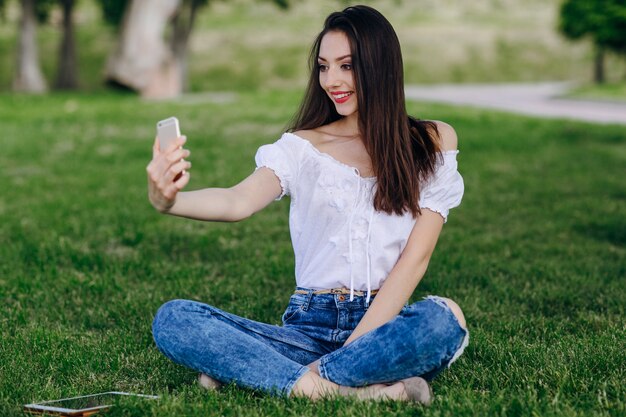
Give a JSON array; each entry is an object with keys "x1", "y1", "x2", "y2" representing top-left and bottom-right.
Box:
[{"x1": 404, "y1": 82, "x2": 626, "y2": 125}]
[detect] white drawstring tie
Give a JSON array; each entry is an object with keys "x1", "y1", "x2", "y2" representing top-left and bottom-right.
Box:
[
  {"x1": 347, "y1": 171, "x2": 362, "y2": 301},
  {"x1": 348, "y1": 171, "x2": 375, "y2": 304},
  {"x1": 364, "y1": 204, "x2": 375, "y2": 305}
]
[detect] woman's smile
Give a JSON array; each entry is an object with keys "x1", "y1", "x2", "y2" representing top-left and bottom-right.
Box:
[{"x1": 331, "y1": 91, "x2": 354, "y2": 104}]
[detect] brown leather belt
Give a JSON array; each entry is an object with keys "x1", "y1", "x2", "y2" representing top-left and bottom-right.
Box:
[{"x1": 294, "y1": 288, "x2": 379, "y2": 297}]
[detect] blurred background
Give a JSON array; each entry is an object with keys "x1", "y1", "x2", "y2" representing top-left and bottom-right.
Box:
[{"x1": 1, "y1": 0, "x2": 624, "y2": 99}]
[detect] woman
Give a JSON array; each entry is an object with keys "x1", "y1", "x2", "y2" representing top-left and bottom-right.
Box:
[{"x1": 148, "y1": 5, "x2": 467, "y2": 404}]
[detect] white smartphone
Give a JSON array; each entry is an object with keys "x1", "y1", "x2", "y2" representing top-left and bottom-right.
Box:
[
  {"x1": 156, "y1": 117, "x2": 181, "y2": 150},
  {"x1": 24, "y1": 391, "x2": 159, "y2": 416}
]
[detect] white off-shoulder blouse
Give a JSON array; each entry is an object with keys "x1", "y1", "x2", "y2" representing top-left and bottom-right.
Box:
[{"x1": 255, "y1": 132, "x2": 464, "y2": 302}]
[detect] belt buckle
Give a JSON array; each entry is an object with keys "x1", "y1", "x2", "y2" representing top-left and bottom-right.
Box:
[{"x1": 330, "y1": 288, "x2": 344, "y2": 295}]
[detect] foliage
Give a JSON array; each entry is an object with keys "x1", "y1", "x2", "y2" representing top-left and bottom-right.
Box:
[
  {"x1": 559, "y1": 0, "x2": 626, "y2": 53},
  {"x1": 99, "y1": 0, "x2": 128, "y2": 27},
  {"x1": 34, "y1": 0, "x2": 57, "y2": 23},
  {"x1": 0, "y1": 91, "x2": 624, "y2": 416}
]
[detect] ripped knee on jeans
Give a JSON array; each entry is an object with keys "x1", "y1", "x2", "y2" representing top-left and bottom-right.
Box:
[
  {"x1": 425, "y1": 296, "x2": 469, "y2": 368},
  {"x1": 425, "y1": 295, "x2": 467, "y2": 330}
]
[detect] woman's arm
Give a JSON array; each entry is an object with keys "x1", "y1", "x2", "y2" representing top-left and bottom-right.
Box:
[
  {"x1": 342, "y1": 120, "x2": 458, "y2": 345},
  {"x1": 147, "y1": 135, "x2": 282, "y2": 222},
  {"x1": 166, "y1": 168, "x2": 282, "y2": 222},
  {"x1": 342, "y1": 209, "x2": 444, "y2": 345}
]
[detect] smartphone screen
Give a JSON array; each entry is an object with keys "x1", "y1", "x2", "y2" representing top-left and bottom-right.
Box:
[
  {"x1": 157, "y1": 117, "x2": 181, "y2": 150},
  {"x1": 24, "y1": 391, "x2": 159, "y2": 416}
]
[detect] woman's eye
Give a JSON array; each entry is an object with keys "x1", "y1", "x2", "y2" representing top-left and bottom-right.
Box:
[
  {"x1": 341, "y1": 63, "x2": 352, "y2": 70},
  {"x1": 318, "y1": 64, "x2": 328, "y2": 72}
]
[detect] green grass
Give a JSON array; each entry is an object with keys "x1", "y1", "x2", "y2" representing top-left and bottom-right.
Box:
[
  {"x1": 564, "y1": 82, "x2": 626, "y2": 103},
  {"x1": 0, "y1": 90, "x2": 624, "y2": 416}
]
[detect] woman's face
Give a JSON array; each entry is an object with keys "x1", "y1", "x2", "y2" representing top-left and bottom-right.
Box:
[{"x1": 318, "y1": 31, "x2": 357, "y2": 118}]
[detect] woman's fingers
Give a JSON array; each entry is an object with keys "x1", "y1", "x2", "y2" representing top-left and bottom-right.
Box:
[
  {"x1": 158, "y1": 159, "x2": 191, "y2": 190},
  {"x1": 152, "y1": 136, "x2": 160, "y2": 158},
  {"x1": 174, "y1": 170, "x2": 191, "y2": 190},
  {"x1": 160, "y1": 150, "x2": 190, "y2": 183},
  {"x1": 165, "y1": 148, "x2": 190, "y2": 164},
  {"x1": 150, "y1": 147, "x2": 190, "y2": 181},
  {"x1": 161, "y1": 171, "x2": 190, "y2": 200},
  {"x1": 168, "y1": 159, "x2": 192, "y2": 182}
]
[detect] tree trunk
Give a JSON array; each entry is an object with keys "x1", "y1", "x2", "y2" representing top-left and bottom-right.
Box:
[
  {"x1": 593, "y1": 46, "x2": 605, "y2": 84},
  {"x1": 13, "y1": 0, "x2": 47, "y2": 93},
  {"x1": 55, "y1": 0, "x2": 79, "y2": 90},
  {"x1": 105, "y1": 0, "x2": 182, "y2": 99},
  {"x1": 170, "y1": 0, "x2": 201, "y2": 92}
]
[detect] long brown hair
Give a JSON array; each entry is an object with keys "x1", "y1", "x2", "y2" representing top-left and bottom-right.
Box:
[{"x1": 288, "y1": 5, "x2": 441, "y2": 217}]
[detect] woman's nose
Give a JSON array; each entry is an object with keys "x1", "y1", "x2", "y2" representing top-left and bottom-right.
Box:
[{"x1": 324, "y1": 67, "x2": 340, "y2": 89}]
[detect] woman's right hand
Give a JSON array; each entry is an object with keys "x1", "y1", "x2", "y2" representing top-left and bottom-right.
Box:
[{"x1": 146, "y1": 135, "x2": 191, "y2": 213}]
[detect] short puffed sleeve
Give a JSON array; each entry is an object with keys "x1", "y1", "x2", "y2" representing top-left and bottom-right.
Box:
[
  {"x1": 419, "y1": 151, "x2": 464, "y2": 222},
  {"x1": 254, "y1": 133, "x2": 302, "y2": 200}
]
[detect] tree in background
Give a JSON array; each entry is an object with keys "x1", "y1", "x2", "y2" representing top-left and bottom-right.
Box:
[
  {"x1": 170, "y1": 0, "x2": 209, "y2": 92},
  {"x1": 7, "y1": 0, "x2": 291, "y2": 95},
  {"x1": 559, "y1": 0, "x2": 626, "y2": 84},
  {"x1": 102, "y1": 0, "x2": 288, "y2": 98},
  {"x1": 55, "y1": 0, "x2": 79, "y2": 89},
  {"x1": 104, "y1": 0, "x2": 213, "y2": 93},
  {"x1": 12, "y1": 0, "x2": 49, "y2": 92},
  {"x1": 7, "y1": 0, "x2": 79, "y2": 92},
  {"x1": 103, "y1": 0, "x2": 183, "y2": 98}
]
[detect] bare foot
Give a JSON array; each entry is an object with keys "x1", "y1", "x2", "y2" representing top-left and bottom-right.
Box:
[
  {"x1": 292, "y1": 371, "x2": 432, "y2": 405},
  {"x1": 400, "y1": 377, "x2": 433, "y2": 405},
  {"x1": 198, "y1": 373, "x2": 223, "y2": 390},
  {"x1": 379, "y1": 382, "x2": 408, "y2": 400},
  {"x1": 349, "y1": 379, "x2": 432, "y2": 404}
]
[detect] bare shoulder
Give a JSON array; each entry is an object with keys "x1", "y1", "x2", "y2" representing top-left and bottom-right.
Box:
[
  {"x1": 432, "y1": 120, "x2": 458, "y2": 151},
  {"x1": 293, "y1": 124, "x2": 349, "y2": 147},
  {"x1": 291, "y1": 129, "x2": 324, "y2": 146}
]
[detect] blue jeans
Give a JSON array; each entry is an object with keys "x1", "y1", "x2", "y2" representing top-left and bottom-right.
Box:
[{"x1": 152, "y1": 289, "x2": 469, "y2": 397}]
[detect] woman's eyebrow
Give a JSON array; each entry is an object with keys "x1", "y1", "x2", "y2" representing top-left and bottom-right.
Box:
[{"x1": 317, "y1": 54, "x2": 352, "y2": 62}]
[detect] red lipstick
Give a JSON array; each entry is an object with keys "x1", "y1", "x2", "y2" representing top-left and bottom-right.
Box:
[{"x1": 331, "y1": 91, "x2": 353, "y2": 104}]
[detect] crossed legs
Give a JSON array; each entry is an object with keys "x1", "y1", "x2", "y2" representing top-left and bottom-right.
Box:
[{"x1": 154, "y1": 297, "x2": 467, "y2": 403}]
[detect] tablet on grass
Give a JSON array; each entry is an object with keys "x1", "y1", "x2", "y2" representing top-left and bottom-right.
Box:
[{"x1": 24, "y1": 391, "x2": 159, "y2": 416}]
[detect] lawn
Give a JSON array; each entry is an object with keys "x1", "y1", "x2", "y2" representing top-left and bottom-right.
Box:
[
  {"x1": 0, "y1": 90, "x2": 624, "y2": 416},
  {"x1": 564, "y1": 83, "x2": 626, "y2": 103}
]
